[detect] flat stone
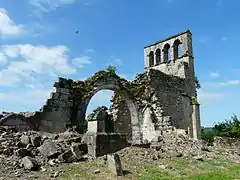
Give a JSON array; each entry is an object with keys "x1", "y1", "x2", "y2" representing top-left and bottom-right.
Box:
[
  {"x1": 22, "y1": 156, "x2": 40, "y2": 170},
  {"x1": 38, "y1": 139, "x2": 60, "y2": 158}
]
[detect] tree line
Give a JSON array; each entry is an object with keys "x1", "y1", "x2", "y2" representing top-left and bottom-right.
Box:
[{"x1": 201, "y1": 114, "x2": 240, "y2": 143}]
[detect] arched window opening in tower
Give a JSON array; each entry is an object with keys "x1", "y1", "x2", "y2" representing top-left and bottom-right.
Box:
[
  {"x1": 149, "y1": 51, "x2": 154, "y2": 67},
  {"x1": 163, "y1": 43, "x2": 170, "y2": 62},
  {"x1": 173, "y1": 39, "x2": 181, "y2": 59},
  {"x1": 155, "y1": 48, "x2": 161, "y2": 65}
]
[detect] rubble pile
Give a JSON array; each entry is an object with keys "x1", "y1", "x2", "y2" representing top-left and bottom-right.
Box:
[
  {"x1": 116, "y1": 132, "x2": 240, "y2": 168},
  {"x1": 149, "y1": 132, "x2": 240, "y2": 163},
  {"x1": 0, "y1": 126, "x2": 88, "y2": 172}
]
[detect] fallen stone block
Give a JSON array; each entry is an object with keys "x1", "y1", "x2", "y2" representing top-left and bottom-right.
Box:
[
  {"x1": 71, "y1": 143, "x2": 82, "y2": 159},
  {"x1": 30, "y1": 134, "x2": 41, "y2": 147},
  {"x1": 70, "y1": 143, "x2": 88, "y2": 160},
  {"x1": 58, "y1": 150, "x2": 74, "y2": 163},
  {"x1": 20, "y1": 135, "x2": 30, "y2": 146},
  {"x1": 38, "y1": 139, "x2": 60, "y2": 158},
  {"x1": 22, "y1": 156, "x2": 40, "y2": 170}
]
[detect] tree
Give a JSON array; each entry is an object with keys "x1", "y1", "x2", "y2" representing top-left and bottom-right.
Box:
[
  {"x1": 201, "y1": 127, "x2": 217, "y2": 145},
  {"x1": 201, "y1": 114, "x2": 240, "y2": 143},
  {"x1": 213, "y1": 114, "x2": 240, "y2": 138},
  {"x1": 107, "y1": 65, "x2": 117, "y2": 75}
]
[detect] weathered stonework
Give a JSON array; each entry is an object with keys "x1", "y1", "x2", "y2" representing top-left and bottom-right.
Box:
[
  {"x1": 0, "y1": 112, "x2": 40, "y2": 132},
  {"x1": 0, "y1": 30, "x2": 201, "y2": 145},
  {"x1": 87, "y1": 106, "x2": 114, "y2": 134},
  {"x1": 110, "y1": 30, "x2": 201, "y2": 142}
]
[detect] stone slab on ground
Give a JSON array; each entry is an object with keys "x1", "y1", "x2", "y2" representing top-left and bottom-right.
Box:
[{"x1": 107, "y1": 153, "x2": 124, "y2": 176}]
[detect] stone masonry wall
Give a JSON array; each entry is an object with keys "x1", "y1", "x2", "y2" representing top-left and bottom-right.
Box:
[
  {"x1": 1, "y1": 30, "x2": 200, "y2": 145},
  {"x1": 109, "y1": 68, "x2": 194, "y2": 143},
  {"x1": 38, "y1": 77, "x2": 73, "y2": 133},
  {"x1": 144, "y1": 30, "x2": 196, "y2": 98},
  {"x1": 148, "y1": 69, "x2": 193, "y2": 130},
  {"x1": 109, "y1": 98, "x2": 132, "y2": 141}
]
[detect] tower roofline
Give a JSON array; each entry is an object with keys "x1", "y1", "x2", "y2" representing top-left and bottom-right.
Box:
[{"x1": 144, "y1": 30, "x2": 192, "y2": 49}]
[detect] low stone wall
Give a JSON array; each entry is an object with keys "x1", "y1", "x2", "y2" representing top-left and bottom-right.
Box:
[{"x1": 82, "y1": 133, "x2": 128, "y2": 158}]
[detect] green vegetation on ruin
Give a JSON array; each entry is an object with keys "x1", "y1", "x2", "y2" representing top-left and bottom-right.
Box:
[{"x1": 71, "y1": 67, "x2": 154, "y2": 102}]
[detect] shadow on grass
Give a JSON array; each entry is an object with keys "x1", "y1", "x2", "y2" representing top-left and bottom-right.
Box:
[{"x1": 123, "y1": 170, "x2": 132, "y2": 175}]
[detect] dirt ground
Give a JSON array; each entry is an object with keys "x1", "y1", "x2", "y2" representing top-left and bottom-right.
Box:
[{"x1": 0, "y1": 146, "x2": 239, "y2": 180}]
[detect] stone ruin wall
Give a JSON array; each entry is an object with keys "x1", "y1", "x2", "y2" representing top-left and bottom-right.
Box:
[
  {"x1": 144, "y1": 30, "x2": 196, "y2": 98},
  {"x1": 38, "y1": 78, "x2": 74, "y2": 133},
  {"x1": 0, "y1": 30, "x2": 201, "y2": 145},
  {"x1": 0, "y1": 78, "x2": 75, "y2": 133},
  {"x1": 109, "y1": 68, "x2": 196, "y2": 143},
  {"x1": 109, "y1": 30, "x2": 201, "y2": 142}
]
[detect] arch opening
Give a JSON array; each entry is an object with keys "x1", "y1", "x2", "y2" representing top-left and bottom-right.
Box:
[
  {"x1": 163, "y1": 43, "x2": 171, "y2": 62},
  {"x1": 82, "y1": 84, "x2": 140, "y2": 143},
  {"x1": 155, "y1": 48, "x2": 161, "y2": 65},
  {"x1": 148, "y1": 51, "x2": 154, "y2": 67},
  {"x1": 86, "y1": 90, "x2": 115, "y2": 134},
  {"x1": 173, "y1": 39, "x2": 181, "y2": 59}
]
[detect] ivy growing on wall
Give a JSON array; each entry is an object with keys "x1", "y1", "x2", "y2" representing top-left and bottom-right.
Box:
[{"x1": 194, "y1": 76, "x2": 201, "y2": 89}]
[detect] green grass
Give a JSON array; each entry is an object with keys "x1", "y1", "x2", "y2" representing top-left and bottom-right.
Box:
[{"x1": 58, "y1": 148, "x2": 240, "y2": 180}]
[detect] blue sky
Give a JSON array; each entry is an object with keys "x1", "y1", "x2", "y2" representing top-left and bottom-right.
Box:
[{"x1": 0, "y1": 0, "x2": 240, "y2": 127}]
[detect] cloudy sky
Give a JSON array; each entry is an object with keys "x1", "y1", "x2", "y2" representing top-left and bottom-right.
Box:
[{"x1": 0, "y1": 0, "x2": 240, "y2": 127}]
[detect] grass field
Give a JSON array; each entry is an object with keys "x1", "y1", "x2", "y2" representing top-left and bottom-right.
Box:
[{"x1": 59, "y1": 147, "x2": 240, "y2": 180}]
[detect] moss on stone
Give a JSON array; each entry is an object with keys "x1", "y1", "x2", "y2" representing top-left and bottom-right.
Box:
[
  {"x1": 71, "y1": 69, "x2": 154, "y2": 103},
  {"x1": 191, "y1": 97, "x2": 199, "y2": 105}
]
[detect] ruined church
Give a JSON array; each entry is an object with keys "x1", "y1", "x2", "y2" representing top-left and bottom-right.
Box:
[{"x1": 0, "y1": 30, "x2": 201, "y2": 146}]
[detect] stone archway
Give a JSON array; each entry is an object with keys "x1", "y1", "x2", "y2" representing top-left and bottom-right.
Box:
[{"x1": 71, "y1": 71, "x2": 141, "y2": 144}]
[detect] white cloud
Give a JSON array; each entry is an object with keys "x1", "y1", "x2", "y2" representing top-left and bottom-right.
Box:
[
  {"x1": 0, "y1": 52, "x2": 7, "y2": 67},
  {"x1": 202, "y1": 79, "x2": 240, "y2": 88},
  {"x1": 219, "y1": 80, "x2": 240, "y2": 86},
  {"x1": 209, "y1": 71, "x2": 220, "y2": 79},
  {"x1": 29, "y1": 0, "x2": 76, "y2": 16},
  {"x1": 0, "y1": 85, "x2": 52, "y2": 111},
  {"x1": 0, "y1": 44, "x2": 77, "y2": 86},
  {"x1": 0, "y1": 8, "x2": 23, "y2": 37},
  {"x1": 198, "y1": 92, "x2": 226, "y2": 100},
  {"x1": 198, "y1": 90, "x2": 227, "y2": 103},
  {"x1": 72, "y1": 56, "x2": 92, "y2": 68}
]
